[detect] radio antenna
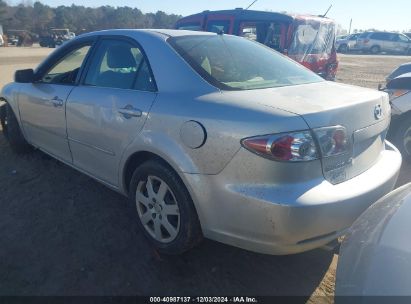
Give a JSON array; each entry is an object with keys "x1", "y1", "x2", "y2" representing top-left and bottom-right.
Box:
[
  {"x1": 246, "y1": 0, "x2": 258, "y2": 10},
  {"x1": 321, "y1": 4, "x2": 333, "y2": 17}
]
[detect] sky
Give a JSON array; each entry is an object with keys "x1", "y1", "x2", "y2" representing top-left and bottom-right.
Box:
[{"x1": 8, "y1": 0, "x2": 411, "y2": 32}]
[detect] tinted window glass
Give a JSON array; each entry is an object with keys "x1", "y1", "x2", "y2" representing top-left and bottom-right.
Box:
[
  {"x1": 177, "y1": 23, "x2": 202, "y2": 31},
  {"x1": 398, "y1": 35, "x2": 409, "y2": 42},
  {"x1": 239, "y1": 21, "x2": 282, "y2": 51},
  {"x1": 169, "y1": 35, "x2": 323, "y2": 91},
  {"x1": 206, "y1": 20, "x2": 230, "y2": 34},
  {"x1": 371, "y1": 32, "x2": 390, "y2": 40},
  {"x1": 41, "y1": 44, "x2": 90, "y2": 84},
  {"x1": 359, "y1": 32, "x2": 369, "y2": 38},
  {"x1": 84, "y1": 39, "x2": 156, "y2": 91}
]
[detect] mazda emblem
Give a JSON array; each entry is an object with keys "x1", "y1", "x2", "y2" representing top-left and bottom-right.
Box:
[{"x1": 374, "y1": 104, "x2": 383, "y2": 120}]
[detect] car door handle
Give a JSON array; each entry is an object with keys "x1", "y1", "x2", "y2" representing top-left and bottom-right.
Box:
[
  {"x1": 118, "y1": 105, "x2": 142, "y2": 118},
  {"x1": 50, "y1": 96, "x2": 64, "y2": 107}
]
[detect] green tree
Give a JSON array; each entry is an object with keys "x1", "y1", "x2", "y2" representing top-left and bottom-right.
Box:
[
  {"x1": 32, "y1": 2, "x2": 54, "y2": 34},
  {"x1": 0, "y1": 0, "x2": 7, "y2": 24}
]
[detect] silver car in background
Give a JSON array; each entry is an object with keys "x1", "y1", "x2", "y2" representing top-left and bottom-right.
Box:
[
  {"x1": 384, "y1": 72, "x2": 411, "y2": 162},
  {"x1": 336, "y1": 183, "x2": 411, "y2": 298},
  {"x1": 0, "y1": 29, "x2": 402, "y2": 255},
  {"x1": 335, "y1": 33, "x2": 361, "y2": 53},
  {"x1": 357, "y1": 31, "x2": 411, "y2": 55}
]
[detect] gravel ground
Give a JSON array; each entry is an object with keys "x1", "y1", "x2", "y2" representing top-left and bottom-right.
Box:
[{"x1": 0, "y1": 47, "x2": 410, "y2": 301}]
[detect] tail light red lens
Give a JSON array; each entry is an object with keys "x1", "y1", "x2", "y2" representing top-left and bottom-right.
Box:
[
  {"x1": 314, "y1": 126, "x2": 349, "y2": 157},
  {"x1": 241, "y1": 131, "x2": 318, "y2": 162},
  {"x1": 242, "y1": 126, "x2": 350, "y2": 162}
]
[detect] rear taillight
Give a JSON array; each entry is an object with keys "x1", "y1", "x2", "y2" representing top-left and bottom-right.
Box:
[
  {"x1": 314, "y1": 126, "x2": 350, "y2": 157},
  {"x1": 387, "y1": 89, "x2": 409, "y2": 100},
  {"x1": 241, "y1": 131, "x2": 318, "y2": 162},
  {"x1": 241, "y1": 126, "x2": 350, "y2": 162}
]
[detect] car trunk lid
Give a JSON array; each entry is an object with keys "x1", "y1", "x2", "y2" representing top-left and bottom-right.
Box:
[{"x1": 223, "y1": 81, "x2": 391, "y2": 184}]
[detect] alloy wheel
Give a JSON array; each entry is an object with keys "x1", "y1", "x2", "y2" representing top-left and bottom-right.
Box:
[{"x1": 135, "y1": 175, "x2": 180, "y2": 243}]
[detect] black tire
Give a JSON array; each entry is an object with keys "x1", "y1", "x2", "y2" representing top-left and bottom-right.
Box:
[
  {"x1": 1, "y1": 103, "x2": 32, "y2": 153},
  {"x1": 129, "y1": 160, "x2": 203, "y2": 254},
  {"x1": 370, "y1": 45, "x2": 381, "y2": 54},
  {"x1": 390, "y1": 115, "x2": 411, "y2": 163},
  {"x1": 338, "y1": 44, "x2": 348, "y2": 53}
]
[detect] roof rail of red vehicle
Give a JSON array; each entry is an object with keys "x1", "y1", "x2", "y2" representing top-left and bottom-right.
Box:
[{"x1": 177, "y1": 9, "x2": 295, "y2": 24}]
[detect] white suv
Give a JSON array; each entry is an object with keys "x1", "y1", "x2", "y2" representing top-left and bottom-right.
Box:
[{"x1": 357, "y1": 31, "x2": 411, "y2": 55}]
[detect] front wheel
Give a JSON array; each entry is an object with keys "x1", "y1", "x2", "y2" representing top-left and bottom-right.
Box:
[
  {"x1": 1, "y1": 103, "x2": 32, "y2": 153},
  {"x1": 391, "y1": 116, "x2": 411, "y2": 162},
  {"x1": 129, "y1": 160, "x2": 203, "y2": 254}
]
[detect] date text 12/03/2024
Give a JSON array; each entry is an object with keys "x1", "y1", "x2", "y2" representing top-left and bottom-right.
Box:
[{"x1": 149, "y1": 297, "x2": 258, "y2": 303}]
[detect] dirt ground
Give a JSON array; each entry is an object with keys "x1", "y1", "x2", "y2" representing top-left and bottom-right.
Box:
[{"x1": 0, "y1": 46, "x2": 410, "y2": 301}]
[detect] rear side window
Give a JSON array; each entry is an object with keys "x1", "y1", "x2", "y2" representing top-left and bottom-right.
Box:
[
  {"x1": 206, "y1": 20, "x2": 231, "y2": 34},
  {"x1": 169, "y1": 35, "x2": 323, "y2": 91},
  {"x1": 177, "y1": 22, "x2": 202, "y2": 31},
  {"x1": 84, "y1": 39, "x2": 156, "y2": 92},
  {"x1": 370, "y1": 32, "x2": 390, "y2": 41}
]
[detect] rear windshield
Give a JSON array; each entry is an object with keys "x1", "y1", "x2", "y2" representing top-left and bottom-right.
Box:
[{"x1": 168, "y1": 34, "x2": 323, "y2": 91}]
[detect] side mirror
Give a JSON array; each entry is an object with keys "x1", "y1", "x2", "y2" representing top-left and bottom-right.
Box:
[{"x1": 15, "y1": 69, "x2": 35, "y2": 83}]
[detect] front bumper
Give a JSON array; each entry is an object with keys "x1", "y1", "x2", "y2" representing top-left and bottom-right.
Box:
[{"x1": 184, "y1": 141, "x2": 402, "y2": 255}]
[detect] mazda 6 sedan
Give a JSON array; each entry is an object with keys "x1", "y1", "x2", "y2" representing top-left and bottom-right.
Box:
[{"x1": 0, "y1": 29, "x2": 402, "y2": 255}]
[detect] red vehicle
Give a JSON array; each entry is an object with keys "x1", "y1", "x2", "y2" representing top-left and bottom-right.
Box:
[{"x1": 176, "y1": 9, "x2": 338, "y2": 80}]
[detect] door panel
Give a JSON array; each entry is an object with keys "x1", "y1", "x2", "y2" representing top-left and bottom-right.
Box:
[
  {"x1": 66, "y1": 38, "x2": 157, "y2": 186},
  {"x1": 66, "y1": 88, "x2": 156, "y2": 185},
  {"x1": 18, "y1": 44, "x2": 92, "y2": 162},
  {"x1": 19, "y1": 84, "x2": 74, "y2": 161}
]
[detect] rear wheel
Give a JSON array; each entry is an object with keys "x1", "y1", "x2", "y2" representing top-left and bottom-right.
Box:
[
  {"x1": 370, "y1": 45, "x2": 381, "y2": 54},
  {"x1": 338, "y1": 44, "x2": 348, "y2": 53},
  {"x1": 391, "y1": 116, "x2": 411, "y2": 162},
  {"x1": 129, "y1": 160, "x2": 202, "y2": 254},
  {"x1": 1, "y1": 103, "x2": 32, "y2": 153}
]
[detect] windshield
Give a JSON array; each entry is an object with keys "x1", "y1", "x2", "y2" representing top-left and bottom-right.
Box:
[
  {"x1": 288, "y1": 20, "x2": 335, "y2": 61},
  {"x1": 168, "y1": 35, "x2": 323, "y2": 91}
]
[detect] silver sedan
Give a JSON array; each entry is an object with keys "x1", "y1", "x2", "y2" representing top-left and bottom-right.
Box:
[{"x1": 0, "y1": 29, "x2": 402, "y2": 255}]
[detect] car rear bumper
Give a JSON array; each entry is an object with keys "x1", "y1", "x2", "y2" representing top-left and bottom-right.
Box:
[{"x1": 185, "y1": 141, "x2": 401, "y2": 255}]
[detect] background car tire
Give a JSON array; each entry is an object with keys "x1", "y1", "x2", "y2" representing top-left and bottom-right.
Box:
[
  {"x1": 370, "y1": 45, "x2": 381, "y2": 54},
  {"x1": 391, "y1": 116, "x2": 411, "y2": 163},
  {"x1": 1, "y1": 103, "x2": 32, "y2": 153},
  {"x1": 129, "y1": 160, "x2": 203, "y2": 254},
  {"x1": 338, "y1": 44, "x2": 348, "y2": 53}
]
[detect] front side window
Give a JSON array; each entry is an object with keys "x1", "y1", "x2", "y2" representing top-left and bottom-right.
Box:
[
  {"x1": 288, "y1": 21, "x2": 335, "y2": 59},
  {"x1": 41, "y1": 44, "x2": 91, "y2": 84},
  {"x1": 398, "y1": 34, "x2": 409, "y2": 42},
  {"x1": 169, "y1": 35, "x2": 323, "y2": 91},
  {"x1": 84, "y1": 39, "x2": 156, "y2": 91}
]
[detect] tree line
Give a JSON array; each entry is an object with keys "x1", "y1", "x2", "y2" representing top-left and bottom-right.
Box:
[{"x1": 0, "y1": 1, "x2": 182, "y2": 35}]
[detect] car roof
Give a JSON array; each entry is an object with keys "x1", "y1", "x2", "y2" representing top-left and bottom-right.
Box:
[
  {"x1": 80, "y1": 28, "x2": 216, "y2": 39},
  {"x1": 179, "y1": 9, "x2": 295, "y2": 23}
]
